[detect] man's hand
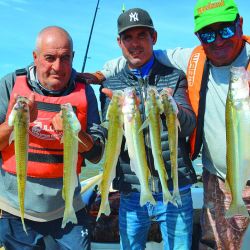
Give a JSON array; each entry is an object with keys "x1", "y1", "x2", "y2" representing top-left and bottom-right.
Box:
[
  {"x1": 101, "y1": 88, "x2": 113, "y2": 99},
  {"x1": 164, "y1": 88, "x2": 174, "y2": 96},
  {"x1": 27, "y1": 93, "x2": 37, "y2": 122},
  {"x1": 102, "y1": 88, "x2": 141, "y2": 105},
  {"x1": 77, "y1": 71, "x2": 106, "y2": 85},
  {"x1": 51, "y1": 111, "x2": 63, "y2": 131},
  {"x1": 51, "y1": 112, "x2": 94, "y2": 152}
]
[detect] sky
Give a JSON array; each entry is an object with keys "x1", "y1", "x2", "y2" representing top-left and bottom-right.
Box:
[{"x1": 0, "y1": 0, "x2": 249, "y2": 87}]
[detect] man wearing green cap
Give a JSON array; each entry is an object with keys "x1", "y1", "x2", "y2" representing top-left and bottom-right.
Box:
[{"x1": 87, "y1": 0, "x2": 250, "y2": 249}]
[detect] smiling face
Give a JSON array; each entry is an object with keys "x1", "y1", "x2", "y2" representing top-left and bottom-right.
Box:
[
  {"x1": 117, "y1": 27, "x2": 157, "y2": 69},
  {"x1": 33, "y1": 27, "x2": 74, "y2": 91},
  {"x1": 197, "y1": 17, "x2": 244, "y2": 66}
]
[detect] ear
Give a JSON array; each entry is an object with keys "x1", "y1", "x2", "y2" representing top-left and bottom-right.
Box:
[
  {"x1": 239, "y1": 16, "x2": 243, "y2": 26},
  {"x1": 117, "y1": 36, "x2": 122, "y2": 48},
  {"x1": 152, "y1": 31, "x2": 157, "y2": 45},
  {"x1": 33, "y1": 51, "x2": 38, "y2": 65},
  {"x1": 239, "y1": 16, "x2": 243, "y2": 35}
]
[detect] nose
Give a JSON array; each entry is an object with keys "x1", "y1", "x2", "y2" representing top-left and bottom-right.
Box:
[
  {"x1": 52, "y1": 58, "x2": 62, "y2": 72},
  {"x1": 213, "y1": 34, "x2": 225, "y2": 46},
  {"x1": 131, "y1": 37, "x2": 140, "y2": 47}
]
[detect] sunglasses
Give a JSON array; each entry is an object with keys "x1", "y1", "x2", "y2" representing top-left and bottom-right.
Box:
[{"x1": 197, "y1": 18, "x2": 239, "y2": 44}]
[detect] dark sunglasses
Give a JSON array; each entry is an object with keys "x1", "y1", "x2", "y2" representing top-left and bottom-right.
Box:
[{"x1": 197, "y1": 18, "x2": 239, "y2": 44}]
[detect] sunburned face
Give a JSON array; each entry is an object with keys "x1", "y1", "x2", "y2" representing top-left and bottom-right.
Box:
[
  {"x1": 117, "y1": 27, "x2": 157, "y2": 69},
  {"x1": 197, "y1": 17, "x2": 244, "y2": 66},
  {"x1": 33, "y1": 29, "x2": 74, "y2": 91}
]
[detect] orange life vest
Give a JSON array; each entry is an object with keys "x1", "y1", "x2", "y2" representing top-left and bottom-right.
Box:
[
  {"x1": 2, "y1": 75, "x2": 88, "y2": 178},
  {"x1": 187, "y1": 35, "x2": 250, "y2": 160}
]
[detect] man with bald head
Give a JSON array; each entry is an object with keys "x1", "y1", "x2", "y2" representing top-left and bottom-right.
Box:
[
  {"x1": 0, "y1": 26, "x2": 104, "y2": 250},
  {"x1": 33, "y1": 27, "x2": 74, "y2": 92}
]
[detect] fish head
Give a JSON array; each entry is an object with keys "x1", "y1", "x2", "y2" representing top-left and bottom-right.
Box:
[
  {"x1": 8, "y1": 96, "x2": 30, "y2": 125},
  {"x1": 146, "y1": 87, "x2": 158, "y2": 102},
  {"x1": 145, "y1": 87, "x2": 160, "y2": 115},
  {"x1": 123, "y1": 87, "x2": 137, "y2": 107},
  {"x1": 106, "y1": 90, "x2": 124, "y2": 121},
  {"x1": 15, "y1": 96, "x2": 30, "y2": 112},
  {"x1": 61, "y1": 103, "x2": 73, "y2": 113},
  {"x1": 111, "y1": 90, "x2": 124, "y2": 109},
  {"x1": 61, "y1": 103, "x2": 81, "y2": 132},
  {"x1": 159, "y1": 89, "x2": 178, "y2": 115},
  {"x1": 122, "y1": 87, "x2": 137, "y2": 121},
  {"x1": 229, "y1": 66, "x2": 249, "y2": 101}
]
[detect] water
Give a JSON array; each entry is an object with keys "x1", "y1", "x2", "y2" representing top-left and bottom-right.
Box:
[{"x1": 80, "y1": 160, "x2": 103, "y2": 181}]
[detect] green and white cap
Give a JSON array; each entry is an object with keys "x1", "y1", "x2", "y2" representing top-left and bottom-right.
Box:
[{"x1": 194, "y1": 0, "x2": 239, "y2": 32}]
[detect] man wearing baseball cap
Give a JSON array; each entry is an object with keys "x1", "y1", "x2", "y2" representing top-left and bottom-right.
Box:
[
  {"x1": 100, "y1": 7, "x2": 197, "y2": 250},
  {"x1": 98, "y1": 1, "x2": 250, "y2": 249}
]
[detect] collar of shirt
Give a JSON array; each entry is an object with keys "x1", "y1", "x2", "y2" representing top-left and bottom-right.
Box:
[{"x1": 130, "y1": 56, "x2": 154, "y2": 79}]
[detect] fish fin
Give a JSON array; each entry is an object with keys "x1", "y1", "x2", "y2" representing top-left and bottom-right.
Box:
[
  {"x1": 8, "y1": 107, "x2": 16, "y2": 127},
  {"x1": 61, "y1": 208, "x2": 78, "y2": 228},
  {"x1": 139, "y1": 118, "x2": 149, "y2": 133},
  {"x1": 140, "y1": 192, "x2": 156, "y2": 207},
  {"x1": 225, "y1": 203, "x2": 249, "y2": 218},
  {"x1": 177, "y1": 118, "x2": 181, "y2": 132},
  {"x1": 9, "y1": 131, "x2": 15, "y2": 145},
  {"x1": 101, "y1": 121, "x2": 109, "y2": 129}
]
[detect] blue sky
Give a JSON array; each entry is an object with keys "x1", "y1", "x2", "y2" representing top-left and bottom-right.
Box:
[{"x1": 0, "y1": 0, "x2": 249, "y2": 79}]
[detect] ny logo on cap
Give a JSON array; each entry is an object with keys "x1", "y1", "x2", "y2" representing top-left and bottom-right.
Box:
[{"x1": 129, "y1": 12, "x2": 139, "y2": 22}]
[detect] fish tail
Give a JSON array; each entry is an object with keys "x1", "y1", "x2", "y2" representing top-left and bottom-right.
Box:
[
  {"x1": 172, "y1": 190, "x2": 182, "y2": 207},
  {"x1": 19, "y1": 195, "x2": 27, "y2": 234},
  {"x1": 61, "y1": 207, "x2": 78, "y2": 228},
  {"x1": 96, "y1": 202, "x2": 111, "y2": 221},
  {"x1": 140, "y1": 192, "x2": 156, "y2": 207},
  {"x1": 225, "y1": 203, "x2": 249, "y2": 218},
  {"x1": 162, "y1": 190, "x2": 173, "y2": 205},
  {"x1": 21, "y1": 216, "x2": 28, "y2": 235}
]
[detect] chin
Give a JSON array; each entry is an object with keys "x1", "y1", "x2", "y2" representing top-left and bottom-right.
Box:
[
  {"x1": 213, "y1": 58, "x2": 231, "y2": 66},
  {"x1": 131, "y1": 60, "x2": 144, "y2": 68}
]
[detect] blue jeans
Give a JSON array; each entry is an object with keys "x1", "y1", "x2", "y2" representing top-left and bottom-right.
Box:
[
  {"x1": 119, "y1": 188, "x2": 193, "y2": 250},
  {"x1": 0, "y1": 207, "x2": 91, "y2": 250}
]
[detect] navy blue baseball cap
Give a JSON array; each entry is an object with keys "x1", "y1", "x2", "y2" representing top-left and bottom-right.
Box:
[{"x1": 117, "y1": 8, "x2": 154, "y2": 35}]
